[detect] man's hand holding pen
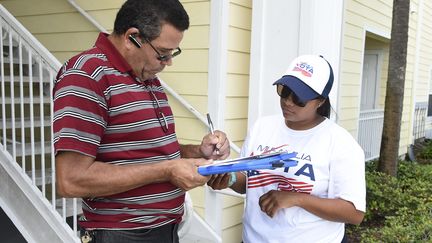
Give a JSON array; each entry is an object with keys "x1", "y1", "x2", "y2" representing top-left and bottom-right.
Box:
[
  {"x1": 199, "y1": 130, "x2": 230, "y2": 160},
  {"x1": 200, "y1": 113, "x2": 230, "y2": 160}
]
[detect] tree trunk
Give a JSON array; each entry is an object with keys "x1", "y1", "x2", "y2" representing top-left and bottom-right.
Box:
[{"x1": 378, "y1": 0, "x2": 410, "y2": 176}]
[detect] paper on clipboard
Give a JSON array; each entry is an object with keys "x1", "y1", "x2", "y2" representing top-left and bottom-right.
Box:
[{"x1": 197, "y1": 151, "x2": 298, "y2": 175}]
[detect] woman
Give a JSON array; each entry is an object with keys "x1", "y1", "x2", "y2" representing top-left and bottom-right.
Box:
[{"x1": 208, "y1": 55, "x2": 366, "y2": 243}]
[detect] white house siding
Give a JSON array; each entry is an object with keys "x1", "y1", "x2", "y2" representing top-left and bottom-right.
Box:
[{"x1": 0, "y1": 0, "x2": 123, "y2": 63}]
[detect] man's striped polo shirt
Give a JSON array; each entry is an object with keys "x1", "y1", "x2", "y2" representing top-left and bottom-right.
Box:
[{"x1": 53, "y1": 33, "x2": 184, "y2": 230}]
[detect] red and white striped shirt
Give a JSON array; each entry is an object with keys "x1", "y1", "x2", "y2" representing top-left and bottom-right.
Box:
[{"x1": 53, "y1": 33, "x2": 184, "y2": 230}]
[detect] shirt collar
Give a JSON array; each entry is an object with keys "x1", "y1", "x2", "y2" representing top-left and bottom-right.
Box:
[{"x1": 95, "y1": 33, "x2": 132, "y2": 74}]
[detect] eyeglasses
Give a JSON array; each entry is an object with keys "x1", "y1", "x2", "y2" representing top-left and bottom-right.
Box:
[
  {"x1": 276, "y1": 84, "x2": 308, "y2": 107},
  {"x1": 143, "y1": 37, "x2": 182, "y2": 62},
  {"x1": 148, "y1": 88, "x2": 169, "y2": 133}
]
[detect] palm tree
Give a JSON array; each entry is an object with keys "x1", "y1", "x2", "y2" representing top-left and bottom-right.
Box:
[{"x1": 378, "y1": 0, "x2": 410, "y2": 176}]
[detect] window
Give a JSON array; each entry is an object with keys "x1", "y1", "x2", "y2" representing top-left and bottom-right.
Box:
[{"x1": 360, "y1": 52, "x2": 381, "y2": 111}]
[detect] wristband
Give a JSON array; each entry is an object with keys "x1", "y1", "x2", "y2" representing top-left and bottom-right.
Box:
[{"x1": 228, "y1": 172, "x2": 237, "y2": 187}]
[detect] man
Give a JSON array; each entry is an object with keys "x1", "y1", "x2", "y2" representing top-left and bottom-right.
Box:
[{"x1": 53, "y1": 0, "x2": 230, "y2": 242}]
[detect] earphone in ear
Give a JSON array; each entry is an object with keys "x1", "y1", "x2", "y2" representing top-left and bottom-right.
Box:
[{"x1": 128, "y1": 34, "x2": 142, "y2": 48}]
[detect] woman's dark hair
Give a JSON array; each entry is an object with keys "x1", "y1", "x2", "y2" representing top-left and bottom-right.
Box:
[
  {"x1": 113, "y1": 0, "x2": 189, "y2": 40},
  {"x1": 317, "y1": 98, "x2": 331, "y2": 118}
]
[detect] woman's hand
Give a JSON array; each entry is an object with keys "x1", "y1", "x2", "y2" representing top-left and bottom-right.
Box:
[
  {"x1": 207, "y1": 173, "x2": 230, "y2": 190},
  {"x1": 259, "y1": 190, "x2": 302, "y2": 218}
]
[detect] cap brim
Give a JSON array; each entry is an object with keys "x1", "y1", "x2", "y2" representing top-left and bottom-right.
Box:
[{"x1": 273, "y1": 75, "x2": 319, "y2": 101}]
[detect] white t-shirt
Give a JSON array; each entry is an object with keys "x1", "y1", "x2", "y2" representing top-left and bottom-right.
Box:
[{"x1": 241, "y1": 114, "x2": 366, "y2": 243}]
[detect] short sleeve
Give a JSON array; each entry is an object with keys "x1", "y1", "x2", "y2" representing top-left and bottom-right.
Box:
[{"x1": 328, "y1": 129, "x2": 366, "y2": 212}]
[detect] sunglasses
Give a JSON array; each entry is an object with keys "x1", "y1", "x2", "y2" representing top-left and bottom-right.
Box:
[
  {"x1": 148, "y1": 88, "x2": 169, "y2": 133},
  {"x1": 276, "y1": 84, "x2": 308, "y2": 107},
  {"x1": 144, "y1": 37, "x2": 182, "y2": 62},
  {"x1": 129, "y1": 34, "x2": 181, "y2": 62}
]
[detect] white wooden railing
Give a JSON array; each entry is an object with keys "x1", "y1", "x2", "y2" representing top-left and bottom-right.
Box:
[
  {"x1": 358, "y1": 109, "x2": 384, "y2": 161},
  {"x1": 358, "y1": 103, "x2": 428, "y2": 161},
  {"x1": 413, "y1": 102, "x2": 427, "y2": 141}
]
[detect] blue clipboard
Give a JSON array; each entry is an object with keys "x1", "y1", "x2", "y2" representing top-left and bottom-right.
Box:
[{"x1": 198, "y1": 151, "x2": 298, "y2": 175}]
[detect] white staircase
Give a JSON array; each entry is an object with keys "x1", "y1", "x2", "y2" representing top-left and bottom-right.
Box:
[{"x1": 0, "y1": 4, "x2": 85, "y2": 242}]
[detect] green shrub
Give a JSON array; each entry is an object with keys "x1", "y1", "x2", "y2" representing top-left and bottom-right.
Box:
[
  {"x1": 346, "y1": 160, "x2": 432, "y2": 242},
  {"x1": 418, "y1": 139, "x2": 432, "y2": 161}
]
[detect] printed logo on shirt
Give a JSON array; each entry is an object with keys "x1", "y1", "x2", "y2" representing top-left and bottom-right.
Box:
[
  {"x1": 251, "y1": 146, "x2": 315, "y2": 181},
  {"x1": 247, "y1": 145, "x2": 316, "y2": 193},
  {"x1": 255, "y1": 144, "x2": 290, "y2": 155},
  {"x1": 247, "y1": 170, "x2": 313, "y2": 193}
]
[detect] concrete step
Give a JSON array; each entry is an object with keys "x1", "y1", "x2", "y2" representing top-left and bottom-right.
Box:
[
  {"x1": 56, "y1": 198, "x2": 83, "y2": 218},
  {"x1": 25, "y1": 168, "x2": 53, "y2": 186},
  {"x1": 2, "y1": 75, "x2": 49, "y2": 84},
  {"x1": 4, "y1": 116, "x2": 51, "y2": 129},
  {"x1": 2, "y1": 96, "x2": 51, "y2": 104},
  {"x1": 5, "y1": 140, "x2": 51, "y2": 156}
]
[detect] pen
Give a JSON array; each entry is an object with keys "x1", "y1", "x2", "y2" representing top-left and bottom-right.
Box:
[{"x1": 206, "y1": 113, "x2": 220, "y2": 155}]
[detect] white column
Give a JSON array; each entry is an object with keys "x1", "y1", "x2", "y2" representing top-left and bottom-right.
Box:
[
  {"x1": 298, "y1": 0, "x2": 345, "y2": 121},
  {"x1": 248, "y1": 0, "x2": 345, "y2": 127},
  {"x1": 248, "y1": 0, "x2": 301, "y2": 128},
  {"x1": 205, "y1": 0, "x2": 229, "y2": 239}
]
